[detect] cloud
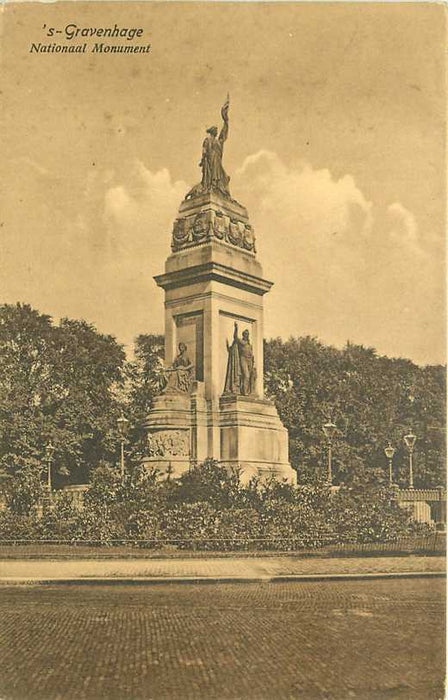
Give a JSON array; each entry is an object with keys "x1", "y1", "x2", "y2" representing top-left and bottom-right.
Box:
[
  {"x1": 236, "y1": 150, "x2": 373, "y2": 241},
  {"x1": 234, "y1": 150, "x2": 374, "y2": 295},
  {"x1": 78, "y1": 160, "x2": 188, "y2": 347},
  {"x1": 2, "y1": 151, "x2": 444, "y2": 364},
  {"x1": 233, "y1": 151, "x2": 444, "y2": 364},
  {"x1": 103, "y1": 161, "x2": 187, "y2": 254},
  {"x1": 233, "y1": 151, "x2": 374, "y2": 333},
  {"x1": 2, "y1": 158, "x2": 188, "y2": 352},
  {"x1": 387, "y1": 201, "x2": 421, "y2": 253}
]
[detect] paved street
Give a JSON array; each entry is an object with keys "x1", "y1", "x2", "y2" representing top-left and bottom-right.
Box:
[{"x1": 0, "y1": 578, "x2": 444, "y2": 700}]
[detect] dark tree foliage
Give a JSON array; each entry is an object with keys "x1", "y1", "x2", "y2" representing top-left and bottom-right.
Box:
[
  {"x1": 264, "y1": 336, "x2": 446, "y2": 488},
  {"x1": 0, "y1": 304, "x2": 126, "y2": 487},
  {"x1": 120, "y1": 334, "x2": 165, "y2": 468},
  {"x1": 1, "y1": 304, "x2": 444, "y2": 495}
]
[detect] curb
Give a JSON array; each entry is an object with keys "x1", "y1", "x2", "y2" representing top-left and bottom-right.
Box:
[
  {"x1": 0, "y1": 552, "x2": 444, "y2": 561},
  {"x1": 0, "y1": 571, "x2": 444, "y2": 586}
]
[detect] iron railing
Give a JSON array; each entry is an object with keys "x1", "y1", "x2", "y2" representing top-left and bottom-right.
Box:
[{"x1": 0, "y1": 532, "x2": 444, "y2": 557}]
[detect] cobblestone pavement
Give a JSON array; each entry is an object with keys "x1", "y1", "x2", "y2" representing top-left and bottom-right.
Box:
[
  {"x1": 0, "y1": 555, "x2": 444, "y2": 581},
  {"x1": 0, "y1": 578, "x2": 444, "y2": 700}
]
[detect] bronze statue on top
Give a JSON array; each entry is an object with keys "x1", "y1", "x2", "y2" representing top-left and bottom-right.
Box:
[
  {"x1": 223, "y1": 322, "x2": 257, "y2": 397},
  {"x1": 185, "y1": 95, "x2": 231, "y2": 200}
]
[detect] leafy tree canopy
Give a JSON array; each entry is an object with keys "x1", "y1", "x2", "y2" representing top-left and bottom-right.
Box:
[
  {"x1": 0, "y1": 303, "x2": 126, "y2": 486},
  {"x1": 264, "y1": 336, "x2": 446, "y2": 487},
  {"x1": 0, "y1": 305, "x2": 445, "y2": 491}
]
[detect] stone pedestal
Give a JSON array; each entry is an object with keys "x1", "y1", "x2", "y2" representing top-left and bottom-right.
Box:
[
  {"x1": 219, "y1": 395, "x2": 293, "y2": 483},
  {"x1": 144, "y1": 190, "x2": 296, "y2": 484},
  {"x1": 143, "y1": 381, "x2": 211, "y2": 476}
]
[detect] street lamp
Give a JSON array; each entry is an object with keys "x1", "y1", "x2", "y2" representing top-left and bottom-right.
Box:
[
  {"x1": 403, "y1": 431, "x2": 417, "y2": 489},
  {"x1": 117, "y1": 414, "x2": 129, "y2": 483},
  {"x1": 384, "y1": 443, "x2": 396, "y2": 486},
  {"x1": 45, "y1": 442, "x2": 55, "y2": 500},
  {"x1": 322, "y1": 421, "x2": 337, "y2": 485}
]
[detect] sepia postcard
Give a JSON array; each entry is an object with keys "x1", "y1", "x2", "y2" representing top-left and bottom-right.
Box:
[{"x1": 0, "y1": 2, "x2": 446, "y2": 699}]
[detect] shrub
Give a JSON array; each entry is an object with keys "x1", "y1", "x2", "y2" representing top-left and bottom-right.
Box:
[
  {"x1": 328, "y1": 485, "x2": 432, "y2": 543},
  {"x1": 0, "y1": 459, "x2": 435, "y2": 548},
  {"x1": 0, "y1": 511, "x2": 40, "y2": 540},
  {"x1": 174, "y1": 460, "x2": 242, "y2": 508},
  {"x1": 3, "y1": 467, "x2": 43, "y2": 515}
]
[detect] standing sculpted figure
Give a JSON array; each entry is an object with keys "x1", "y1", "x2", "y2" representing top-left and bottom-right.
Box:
[
  {"x1": 186, "y1": 95, "x2": 231, "y2": 199},
  {"x1": 224, "y1": 322, "x2": 257, "y2": 396}
]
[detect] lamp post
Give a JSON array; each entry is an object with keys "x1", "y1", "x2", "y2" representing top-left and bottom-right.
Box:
[
  {"x1": 322, "y1": 421, "x2": 337, "y2": 485},
  {"x1": 117, "y1": 414, "x2": 129, "y2": 483},
  {"x1": 403, "y1": 431, "x2": 417, "y2": 489},
  {"x1": 45, "y1": 442, "x2": 55, "y2": 500},
  {"x1": 384, "y1": 443, "x2": 396, "y2": 486}
]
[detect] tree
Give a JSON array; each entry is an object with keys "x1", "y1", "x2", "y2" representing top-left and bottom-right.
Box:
[
  {"x1": 0, "y1": 304, "x2": 126, "y2": 486},
  {"x1": 1, "y1": 306, "x2": 444, "y2": 493},
  {"x1": 264, "y1": 336, "x2": 446, "y2": 488},
  {"x1": 119, "y1": 333, "x2": 165, "y2": 468}
]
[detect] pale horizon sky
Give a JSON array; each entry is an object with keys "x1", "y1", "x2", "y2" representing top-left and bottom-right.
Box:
[{"x1": 1, "y1": 2, "x2": 446, "y2": 366}]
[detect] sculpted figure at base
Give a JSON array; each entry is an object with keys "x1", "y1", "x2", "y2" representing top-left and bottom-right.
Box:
[
  {"x1": 162, "y1": 342, "x2": 194, "y2": 394},
  {"x1": 224, "y1": 322, "x2": 257, "y2": 396},
  {"x1": 185, "y1": 95, "x2": 231, "y2": 200}
]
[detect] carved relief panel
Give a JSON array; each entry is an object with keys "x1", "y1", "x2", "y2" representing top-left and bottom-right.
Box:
[{"x1": 148, "y1": 430, "x2": 190, "y2": 457}]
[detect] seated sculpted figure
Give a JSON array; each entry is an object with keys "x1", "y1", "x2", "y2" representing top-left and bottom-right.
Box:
[
  {"x1": 162, "y1": 343, "x2": 194, "y2": 394},
  {"x1": 223, "y1": 322, "x2": 257, "y2": 396}
]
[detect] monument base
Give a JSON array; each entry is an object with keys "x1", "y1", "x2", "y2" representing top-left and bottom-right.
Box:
[
  {"x1": 219, "y1": 395, "x2": 296, "y2": 484},
  {"x1": 143, "y1": 389, "x2": 296, "y2": 485},
  {"x1": 142, "y1": 392, "x2": 192, "y2": 478}
]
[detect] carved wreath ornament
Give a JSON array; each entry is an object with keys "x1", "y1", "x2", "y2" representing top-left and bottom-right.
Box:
[
  {"x1": 192, "y1": 212, "x2": 209, "y2": 241},
  {"x1": 171, "y1": 209, "x2": 256, "y2": 253},
  {"x1": 172, "y1": 218, "x2": 189, "y2": 245},
  {"x1": 213, "y1": 212, "x2": 227, "y2": 239}
]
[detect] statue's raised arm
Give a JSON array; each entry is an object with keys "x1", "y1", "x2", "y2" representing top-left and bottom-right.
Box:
[{"x1": 219, "y1": 94, "x2": 230, "y2": 144}]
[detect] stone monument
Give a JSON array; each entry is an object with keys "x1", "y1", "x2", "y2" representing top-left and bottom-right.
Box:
[{"x1": 143, "y1": 97, "x2": 296, "y2": 483}]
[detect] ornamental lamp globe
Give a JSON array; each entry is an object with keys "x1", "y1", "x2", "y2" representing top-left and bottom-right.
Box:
[
  {"x1": 117, "y1": 414, "x2": 129, "y2": 439},
  {"x1": 404, "y1": 432, "x2": 417, "y2": 451},
  {"x1": 45, "y1": 442, "x2": 55, "y2": 460},
  {"x1": 322, "y1": 421, "x2": 337, "y2": 442},
  {"x1": 384, "y1": 443, "x2": 396, "y2": 460}
]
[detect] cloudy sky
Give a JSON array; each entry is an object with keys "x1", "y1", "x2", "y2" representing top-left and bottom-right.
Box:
[{"x1": 1, "y1": 2, "x2": 446, "y2": 365}]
